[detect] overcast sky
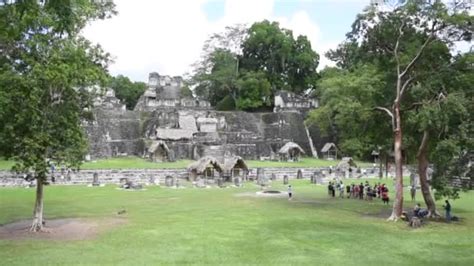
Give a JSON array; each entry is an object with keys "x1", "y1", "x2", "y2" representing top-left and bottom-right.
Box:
[{"x1": 81, "y1": 0, "x2": 471, "y2": 82}]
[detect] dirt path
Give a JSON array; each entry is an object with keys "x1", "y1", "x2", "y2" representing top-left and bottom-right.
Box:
[{"x1": 0, "y1": 217, "x2": 126, "y2": 241}]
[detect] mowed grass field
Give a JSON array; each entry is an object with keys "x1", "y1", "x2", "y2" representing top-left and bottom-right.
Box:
[
  {"x1": 0, "y1": 179, "x2": 473, "y2": 265},
  {"x1": 0, "y1": 156, "x2": 373, "y2": 170}
]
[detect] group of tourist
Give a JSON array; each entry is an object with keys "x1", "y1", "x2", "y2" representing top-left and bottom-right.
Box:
[{"x1": 327, "y1": 180, "x2": 390, "y2": 204}]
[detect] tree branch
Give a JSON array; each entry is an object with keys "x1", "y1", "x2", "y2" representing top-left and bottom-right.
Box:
[
  {"x1": 400, "y1": 76, "x2": 415, "y2": 98},
  {"x1": 374, "y1": 106, "x2": 394, "y2": 119},
  {"x1": 399, "y1": 21, "x2": 437, "y2": 78},
  {"x1": 400, "y1": 102, "x2": 423, "y2": 112},
  {"x1": 394, "y1": 22, "x2": 405, "y2": 77},
  {"x1": 374, "y1": 106, "x2": 395, "y2": 130}
]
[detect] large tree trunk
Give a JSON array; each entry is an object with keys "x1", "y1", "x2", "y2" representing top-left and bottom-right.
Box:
[
  {"x1": 30, "y1": 174, "x2": 45, "y2": 232},
  {"x1": 416, "y1": 130, "x2": 439, "y2": 217},
  {"x1": 388, "y1": 102, "x2": 404, "y2": 221}
]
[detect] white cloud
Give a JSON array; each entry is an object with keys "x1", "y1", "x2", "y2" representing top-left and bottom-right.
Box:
[{"x1": 83, "y1": 0, "x2": 339, "y2": 81}]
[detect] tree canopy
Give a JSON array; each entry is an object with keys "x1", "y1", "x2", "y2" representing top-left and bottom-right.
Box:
[
  {"x1": 307, "y1": 0, "x2": 473, "y2": 220},
  {"x1": 0, "y1": 0, "x2": 115, "y2": 231},
  {"x1": 108, "y1": 75, "x2": 147, "y2": 110},
  {"x1": 191, "y1": 21, "x2": 320, "y2": 111}
]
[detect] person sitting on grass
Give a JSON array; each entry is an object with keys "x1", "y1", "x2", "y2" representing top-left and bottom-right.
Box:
[{"x1": 413, "y1": 203, "x2": 428, "y2": 218}]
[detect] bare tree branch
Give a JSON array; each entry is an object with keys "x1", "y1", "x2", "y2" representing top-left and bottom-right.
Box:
[
  {"x1": 374, "y1": 106, "x2": 394, "y2": 118},
  {"x1": 394, "y1": 22, "x2": 405, "y2": 77},
  {"x1": 399, "y1": 21, "x2": 438, "y2": 78},
  {"x1": 400, "y1": 102, "x2": 423, "y2": 112},
  {"x1": 400, "y1": 76, "x2": 415, "y2": 98}
]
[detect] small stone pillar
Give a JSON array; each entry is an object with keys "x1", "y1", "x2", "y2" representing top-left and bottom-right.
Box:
[
  {"x1": 297, "y1": 169, "x2": 303, "y2": 179},
  {"x1": 149, "y1": 176, "x2": 156, "y2": 185},
  {"x1": 217, "y1": 178, "x2": 224, "y2": 187},
  {"x1": 66, "y1": 169, "x2": 72, "y2": 182},
  {"x1": 271, "y1": 173, "x2": 276, "y2": 181},
  {"x1": 92, "y1": 172, "x2": 100, "y2": 186},
  {"x1": 283, "y1": 175, "x2": 289, "y2": 185},
  {"x1": 233, "y1": 177, "x2": 241, "y2": 187},
  {"x1": 165, "y1": 176, "x2": 174, "y2": 187},
  {"x1": 256, "y1": 168, "x2": 265, "y2": 185}
]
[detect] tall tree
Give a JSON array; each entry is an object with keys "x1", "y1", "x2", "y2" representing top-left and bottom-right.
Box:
[
  {"x1": 108, "y1": 75, "x2": 147, "y2": 110},
  {"x1": 193, "y1": 48, "x2": 239, "y2": 108},
  {"x1": 0, "y1": 0, "x2": 115, "y2": 231},
  {"x1": 241, "y1": 20, "x2": 319, "y2": 94},
  {"x1": 345, "y1": 0, "x2": 472, "y2": 220},
  {"x1": 307, "y1": 66, "x2": 389, "y2": 159},
  {"x1": 191, "y1": 25, "x2": 246, "y2": 109},
  {"x1": 428, "y1": 51, "x2": 474, "y2": 200},
  {"x1": 192, "y1": 21, "x2": 319, "y2": 110}
]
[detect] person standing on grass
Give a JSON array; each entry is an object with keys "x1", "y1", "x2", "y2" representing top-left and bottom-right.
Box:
[
  {"x1": 339, "y1": 181, "x2": 344, "y2": 198},
  {"x1": 346, "y1": 184, "x2": 351, "y2": 198},
  {"x1": 381, "y1": 184, "x2": 389, "y2": 204},
  {"x1": 443, "y1": 200, "x2": 451, "y2": 223},
  {"x1": 288, "y1": 185, "x2": 293, "y2": 200},
  {"x1": 359, "y1": 183, "x2": 364, "y2": 200},
  {"x1": 410, "y1": 185, "x2": 416, "y2": 201},
  {"x1": 377, "y1": 182, "x2": 382, "y2": 198}
]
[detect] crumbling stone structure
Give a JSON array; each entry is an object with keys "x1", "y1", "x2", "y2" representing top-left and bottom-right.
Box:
[
  {"x1": 134, "y1": 72, "x2": 210, "y2": 111},
  {"x1": 273, "y1": 90, "x2": 319, "y2": 113},
  {"x1": 85, "y1": 72, "x2": 329, "y2": 161}
]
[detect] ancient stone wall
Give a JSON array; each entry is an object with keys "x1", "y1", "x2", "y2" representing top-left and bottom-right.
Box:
[
  {"x1": 0, "y1": 167, "x2": 384, "y2": 187},
  {"x1": 86, "y1": 72, "x2": 330, "y2": 160},
  {"x1": 85, "y1": 107, "x2": 321, "y2": 160},
  {"x1": 84, "y1": 109, "x2": 143, "y2": 159}
]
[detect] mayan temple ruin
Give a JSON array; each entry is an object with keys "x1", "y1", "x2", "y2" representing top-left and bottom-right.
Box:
[{"x1": 84, "y1": 72, "x2": 328, "y2": 162}]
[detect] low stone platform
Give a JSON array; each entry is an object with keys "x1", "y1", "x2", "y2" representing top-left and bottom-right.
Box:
[{"x1": 0, "y1": 167, "x2": 384, "y2": 187}]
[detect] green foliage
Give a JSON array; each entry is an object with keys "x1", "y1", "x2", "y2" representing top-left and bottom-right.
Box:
[
  {"x1": 306, "y1": 66, "x2": 390, "y2": 159},
  {"x1": 180, "y1": 85, "x2": 193, "y2": 98},
  {"x1": 319, "y1": 1, "x2": 473, "y2": 190},
  {"x1": 215, "y1": 95, "x2": 236, "y2": 111},
  {"x1": 108, "y1": 75, "x2": 147, "y2": 110},
  {"x1": 193, "y1": 48, "x2": 239, "y2": 106},
  {"x1": 241, "y1": 20, "x2": 319, "y2": 93},
  {"x1": 0, "y1": 1, "x2": 115, "y2": 175},
  {"x1": 192, "y1": 21, "x2": 319, "y2": 111},
  {"x1": 236, "y1": 71, "x2": 271, "y2": 110}
]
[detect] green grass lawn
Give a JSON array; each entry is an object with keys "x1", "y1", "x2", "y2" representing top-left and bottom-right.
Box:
[
  {"x1": 0, "y1": 156, "x2": 374, "y2": 170},
  {"x1": 0, "y1": 178, "x2": 473, "y2": 265}
]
